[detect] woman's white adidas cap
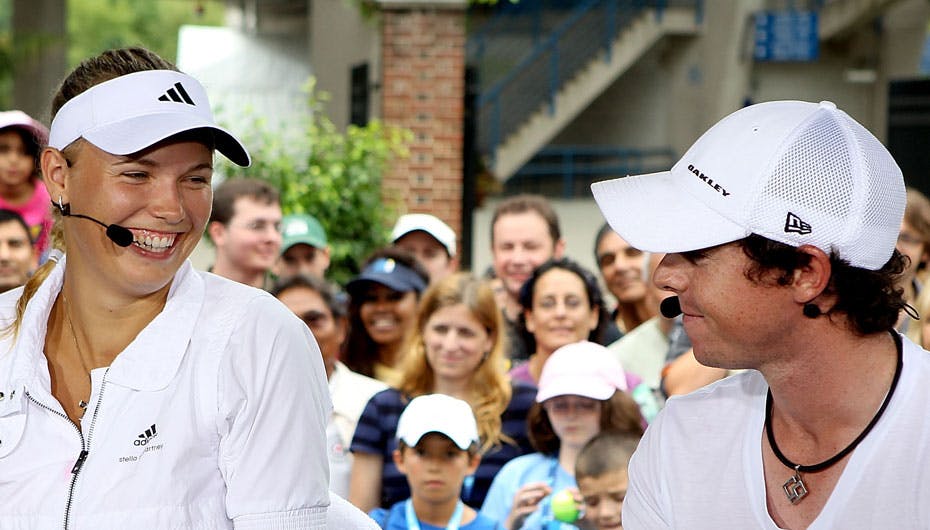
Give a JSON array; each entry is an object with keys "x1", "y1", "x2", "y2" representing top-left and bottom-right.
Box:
[{"x1": 48, "y1": 69, "x2": 250, "y2": 167}]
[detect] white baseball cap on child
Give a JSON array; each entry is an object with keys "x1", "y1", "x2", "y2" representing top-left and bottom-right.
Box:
[
  {"x1": 48, "y1": 69, "x2": 250, "y2": 167},
  {"x1": 396, "y1": 394, "x2": 479, "y2": 450},
  {"x1": 536, "y1": 341, "x2": 629, "y2": 403},
  {"x1": 591, "y1": 100, "x2": 905, "y2": 270}
]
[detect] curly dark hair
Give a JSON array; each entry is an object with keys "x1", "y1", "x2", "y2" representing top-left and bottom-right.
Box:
[
  {"x1": 737, "y1": 234, "x2": 907, "y2": 335},
  {"x1": 527, "y1": 391, "x2": 644, "y2": 455},
  {"x1": 516, "y1": 258, "x2": 611, "y2": 353}
]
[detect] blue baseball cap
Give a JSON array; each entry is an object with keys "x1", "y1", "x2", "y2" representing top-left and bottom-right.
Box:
[{"x1": 345, "y1": 257, "x2": 427, "y2": 297}]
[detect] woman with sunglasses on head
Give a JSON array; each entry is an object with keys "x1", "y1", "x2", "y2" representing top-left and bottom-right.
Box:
[{"x1": 0, "y1": 47, "x2": 331, "y2": 528}]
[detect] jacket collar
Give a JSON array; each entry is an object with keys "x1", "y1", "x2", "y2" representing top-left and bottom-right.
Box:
[{"x1": 9, "y1": 257, "x2": 204, "y2": 393}]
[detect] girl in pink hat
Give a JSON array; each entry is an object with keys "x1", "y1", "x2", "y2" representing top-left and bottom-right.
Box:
[
  {"x1": 481, "y1": 341, "x2": 643, "y2": 530},
  {"x1": 0, "y1": 110, "x2": 52, "y2": 257}
]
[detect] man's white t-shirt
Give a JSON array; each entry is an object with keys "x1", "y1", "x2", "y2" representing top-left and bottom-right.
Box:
[{"x1": 624, "y1": 334, "x2": 930, "y2": 529}]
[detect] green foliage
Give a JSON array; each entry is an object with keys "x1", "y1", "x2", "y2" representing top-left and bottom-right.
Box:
[
  {"x1": 0, "y1": 0, "x2": 223, "y2": 108},
  {"x1": 67, "y1": 0, "x2": 225, "y2": 66},
  {"x1": 222, "y1": 79, "x2": 413, "y2": 286}
]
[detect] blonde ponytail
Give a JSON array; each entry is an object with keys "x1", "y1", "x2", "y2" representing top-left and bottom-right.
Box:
[{"x1": 2, "y1": 209, "x2": 65, "y2": 340}]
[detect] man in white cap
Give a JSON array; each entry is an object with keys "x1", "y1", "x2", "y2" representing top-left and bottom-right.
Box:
[
  {"x1": 592, "y1": 100, "x2": 930, "y2": 528},
  {"x1": 391, "y1": 213, "x2": 458, "y2": 283}
]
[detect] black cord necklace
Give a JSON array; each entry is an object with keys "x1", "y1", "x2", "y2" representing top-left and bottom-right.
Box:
[{"x1": 764, "y1": 331, "x2": 903, "y2": 505}]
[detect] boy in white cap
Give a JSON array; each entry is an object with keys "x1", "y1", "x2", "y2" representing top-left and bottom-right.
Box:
[
  {"x1": 392, "y1": 213, "x2": 458, "y2": 283},
  {"x1": 592, "y1": 100, "x2": 930, "y2": 528},
  {"x1": 369, "y1": 394, "x2": 504, "y2": 530}
]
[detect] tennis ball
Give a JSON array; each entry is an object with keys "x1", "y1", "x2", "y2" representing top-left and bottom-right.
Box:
[{"x1": 550, "y1": 489, "x2": 580, "y2": 523}]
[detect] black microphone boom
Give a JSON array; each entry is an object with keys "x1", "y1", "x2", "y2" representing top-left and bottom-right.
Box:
[
  {"x1": 63, "y1": 212, "x2": 134, "y2": 248},
  {"x1": 660, "y1": 296, "x2": 683, "y2": 319}
]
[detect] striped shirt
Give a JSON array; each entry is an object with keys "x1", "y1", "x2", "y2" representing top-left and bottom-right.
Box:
[{"x1": 350, "y1": 382, "x2": 537, "y2": 509}]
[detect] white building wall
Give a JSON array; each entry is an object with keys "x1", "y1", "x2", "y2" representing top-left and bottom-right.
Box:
[{"x1": 309, "y1": 0, "x2": 381, "y2": 131}]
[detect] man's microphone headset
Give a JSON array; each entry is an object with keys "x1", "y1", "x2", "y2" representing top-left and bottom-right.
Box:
[
  {"x1": 660, "y1": 296, "x2": 682, "y2": 319},
  {"x1": 54, "y1": 198, "x2": 134, "y2": 248}
]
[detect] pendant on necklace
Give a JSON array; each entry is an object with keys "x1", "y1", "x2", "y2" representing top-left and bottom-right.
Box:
[{"x1": 782, "y1": 467, "x2": 808, "y2": 505}]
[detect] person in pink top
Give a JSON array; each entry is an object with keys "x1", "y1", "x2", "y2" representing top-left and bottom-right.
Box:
[{"x1": 0, "y1": 110, "x2": 52, "y2": 258}]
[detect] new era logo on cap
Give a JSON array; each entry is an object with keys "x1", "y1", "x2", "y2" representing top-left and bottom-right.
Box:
[
  {"x1": 784, "y1": 212, "x2": 812, "y2": 235},
  {"x1": 158, "y1": 82, "x2": 195, "y2": 105}
]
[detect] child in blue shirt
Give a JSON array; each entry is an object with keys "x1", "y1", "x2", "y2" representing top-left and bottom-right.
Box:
[
  {"x1": 575, "y1": 430, "x2": 641, "y2": 530},
  {"x1": 369, "y1": 394, "x2": 505, "y2": 530}
]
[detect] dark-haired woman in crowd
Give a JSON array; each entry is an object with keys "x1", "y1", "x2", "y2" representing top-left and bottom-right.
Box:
[
  {"x1": 343, "y1": 247, "x2": 429, "y2": 384},
  {"x1": 509, "y1": 258, "x2": 639, "y2": 392}
]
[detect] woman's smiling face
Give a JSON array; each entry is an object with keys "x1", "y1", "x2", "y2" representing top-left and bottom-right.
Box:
[
  {"x1": 50, "y1": 138, "x2": 213, "y2": 297},
  {"x1": 525, "y1": 267, "x2": 599, "y2": 356}
]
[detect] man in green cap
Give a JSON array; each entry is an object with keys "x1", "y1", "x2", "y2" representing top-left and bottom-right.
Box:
[{"x1": 275, "y1": 213, "x2": 331, "y2": 280}]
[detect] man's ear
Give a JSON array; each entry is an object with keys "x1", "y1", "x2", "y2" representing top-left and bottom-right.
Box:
[
  {"x1": 207, "y1": 221, "x2": 225, "y2": 247},
  {"x1": 553, "y1": 238, "x2": 566, "y2": 259},
  {"x1": 41, "y1": 147, "x2": 71, "y2": 205},
  {"x1": 320, "y1": 246, "x2": 331, "y2": 271},
  {"x1": 792, "y1": 245, "x2": 832, "y2": 305}
]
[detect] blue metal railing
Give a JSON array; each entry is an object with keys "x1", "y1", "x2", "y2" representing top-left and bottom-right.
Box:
[
  {"x1": 473, "y1": 0, "x2": 703, "y2": 163},
  {"x1": 506, "y1": 145, "x2": 677, "y2": 198},
  {"x1": 467, "y1": 1, "x2": 579, "y2": 92}
]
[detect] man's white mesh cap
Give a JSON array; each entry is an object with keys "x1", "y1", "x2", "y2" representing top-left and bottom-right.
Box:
[
  {"x1": 48, "y1": 70, "x2": 250, "y2": 167},
  {"x1": 591, "y1": 100, "x2": 905, "y2": 270},
  {"x1": 395, "y1": 394, "x2": 479, "y2": 450}
]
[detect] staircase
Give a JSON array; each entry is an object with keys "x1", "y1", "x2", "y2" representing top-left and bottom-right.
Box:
[
  {"x1": 470, "y1": 1, "x2": 703, "y2": 181},
  {"x1": 818, "y1": 0, "x2": 901, "y2": 40}
]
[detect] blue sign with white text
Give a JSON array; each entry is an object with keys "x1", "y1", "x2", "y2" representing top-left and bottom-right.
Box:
[{"x1": 754, "y1": 11, "x2": 819, "y2": 62}]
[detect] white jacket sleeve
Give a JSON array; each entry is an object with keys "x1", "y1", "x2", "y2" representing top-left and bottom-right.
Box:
[{"x1": 216, "y1": 295, "x2": 332, "y2": 529}]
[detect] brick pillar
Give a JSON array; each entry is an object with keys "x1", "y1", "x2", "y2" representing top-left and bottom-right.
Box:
[{"x1": 378, "y1": 0, "x2": 468, "y2": 242}]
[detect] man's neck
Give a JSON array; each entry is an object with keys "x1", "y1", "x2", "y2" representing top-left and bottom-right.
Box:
[
  {"x1": 501, "y1": 293, "x2": 522, "y2": 322},
  {"x1": 763, "y1": 329, "x2": 898, "y2": 441},
  {"x1": 211, "y1": 260, "x2": 266, "y2": 288}
]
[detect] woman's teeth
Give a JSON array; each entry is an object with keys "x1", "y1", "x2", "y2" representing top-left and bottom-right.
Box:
[{"x1": 134, "y1": 234, "x2": 175, "y2": 252}]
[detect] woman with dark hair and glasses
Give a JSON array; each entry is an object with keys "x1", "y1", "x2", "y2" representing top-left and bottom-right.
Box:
[{"x1": 509, "y1": 258, "x2": 636, "y2": 389}]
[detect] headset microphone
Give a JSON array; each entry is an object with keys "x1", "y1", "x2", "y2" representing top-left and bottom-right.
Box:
[
  {"x1": 58, "y1": 203, "x2": 134, "y2": 248},
  {"x1": 660, "y1": 296, "x2": 683, "y2": 319}
]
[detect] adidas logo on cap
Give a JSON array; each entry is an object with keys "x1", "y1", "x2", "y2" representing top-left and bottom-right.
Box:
[{"x1": 158, "y1": 82, "x2": 195, "y2": 105}]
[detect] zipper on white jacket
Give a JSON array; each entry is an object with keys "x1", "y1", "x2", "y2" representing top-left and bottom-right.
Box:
[{"x1": 25, "y1": 368, "x2": 110, "y2": 529}]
